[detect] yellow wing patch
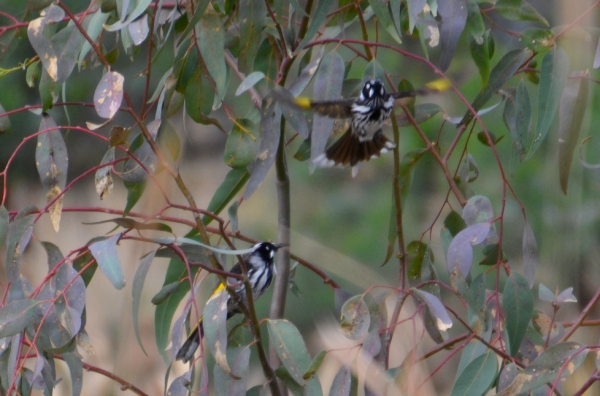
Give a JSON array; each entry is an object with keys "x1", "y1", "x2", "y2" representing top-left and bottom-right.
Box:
[
  {"x1": 425, "y1": 78, "x2": 452, "y2": 92},
  {"x1": 293, "y1": 97, "x2": 312, "y2": 109}
]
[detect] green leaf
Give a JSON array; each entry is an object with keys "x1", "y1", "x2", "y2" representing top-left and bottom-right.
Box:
[
  {"x1": 407, "y1": 241, "x2": 429, "y2": 282},
  {"x1": 502, "y1": 272, "x2": 533, "y2": 356},
  {"x1": 154, "y1": 233, "x2": 200, "y2": 363},
  {"x1": 157, "y1": 120, "x2": 180, "y2": 162},
  {"x1": 303, "y1": 350, "x2": 327, "y2": 380},
  {"x1": 63, "y1": 352, "x2": 83, "y2": 396},
  {"x1": 123, "y1": 180, "x2": 147, "y2": 216},
  {"x1": 466, "y1": 0, "x2": 484, "y2": 45},
  {"x1": 78, "y1": 10, "x2": 110, "y2": 69},
  {"x1": 0, "y1": 299, "x2": 38, "y2": 338},
  {"x1": 72, "y1": 251, "x2": 97, "y2": 287},
  {"x1": 396, "y1": 103, "x2": 443, "y2": 126},
  {"x1": 132, "y1": 251, "x2": 156, "y2": 356},
  {"x1": 39, "y1": 67, "x2": 60, "y2": 111},
  {"x1": 5, "y1": 209, "x2": 35, "y2": 285},
  {"x1": 224, "y1": 119, "x2": 258, "y2": 168},
  {"x1": 469, "y1": 31, "x2": 491, "y2": 87},
  {"x1": 204, "y1": 168, "x2": 249, "y2": 224},
  {"x1": 0, "y1": 103, "x2": 10, "y2": 133},
  {"x1": 273, "y1": 87, "x2": 310, "y2": 139},
  {"x1": 288, "y1": 47, "x2": 325, "y2": 97},
  {"x1": 150, "y1": 282, "x2": 180, "y2": 305},
  {"x1": 267, "y1": 319, "x2": 312, "y2": 385},
  {"x1": 214, "y1": 346, "x2": 251, "y2": 394},
  {"x1": 369, "y1": 0, "x2": 402, "y2": 43},
  {"x1": 176, "y1": 0, "x2": 210, "y2": 46},
  {"x1": 450, "y1": 349, "x2": 498, "y2": 396},
  {"x1": 94, "y1": 71, "x2": 125, "y2": 119},
  {"x1": 444, "y1": 210, "x2": 467, "y2": 237},
  {"x1": 294, "y1": 1, "x2": 335, "y2": 53},
  {"x1": 558, "y1": 72, "x2": 589, "y2": 194},
  {"x1": 204, "y1": 286, "x2": 239, "y2": 379},
  {"x1": 460, "y1": 49, "x2": 531, "y2": 125},
  {"x1": 339, "y1": 295, "x2": 370, "y2": 340},
  {"x1": 185, "y1": 65, "x2": 215, "y2": 122},
  {"x1": 497, "y1": 342, "x2": 587, "y2": 395},
  {"x1": 198, "y1": 13, "x2": 226, "y2": 99},
  {"x1": 494, "y1": 0, "x2": 549, "y2": 26},
  {"x1": 528, "y1": 48, "x2": 570, "y2": 159},
  {"x1": 438, "y1": 0, "x2": 467, "y2": 71},
  {"x1": 462, "y1": 195, "x2": 494, "y2": 225},
  {"x1": 520, "y1": 28, "x2": 555, "y2": 52},
  {"x1": 522, "y1": 220, "x2": 538, "y2": 287},
  {"x1": 51, "y1": 21, "x2": 86, "y2": 83},
  {"x1": 310, "y1": 50, "x2": 344, "y2": 165},
  {"x1": 235, "y1": 71, "x2": 265, "y2": 96},
  {"x1": 88, "y1": 233, "x2": 126, "y2": 290},
  {"x1": 407, "y1": 0, "x2": 428, "y2": 34},
  {"x1": 238, "y1": 0, "x2": 266, "y2": 74},
  {"x1": 0, "y1": 206, "x2": 8, "y2": 246},
  {"x1": 36, "y1": 115, "x2": 68, "y2": 193},
  {"x1": 243, "y1": 97, "x2": 281, "y2": 199}
]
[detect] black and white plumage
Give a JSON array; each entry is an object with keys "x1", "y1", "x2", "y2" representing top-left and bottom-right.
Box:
[
  {"x1": 279, "y1": 77, "x2": 449, "y2": 175},
  {"x1": 175, "y1": 242, "x2": 283, "y2": 363}
]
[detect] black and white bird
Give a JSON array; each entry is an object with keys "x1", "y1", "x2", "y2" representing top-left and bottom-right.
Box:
[
  {"x1": 175, "y1": 242, "x2": 284, "y2": 363},
  {"x1": 281, "y1": 78, "x2": 449, "y2": 175}
]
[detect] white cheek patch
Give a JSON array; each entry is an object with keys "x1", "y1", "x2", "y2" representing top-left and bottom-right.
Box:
[
  {"x1": 270, "y1": 250, "x2": 275, "y2": 258},
  {"x1": 369, "y1": 88, "x2": 374, "y2": 97}
]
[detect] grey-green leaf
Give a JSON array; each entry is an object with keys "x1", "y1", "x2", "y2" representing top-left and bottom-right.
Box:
[
  {"x1": 438, "y1": 0, "x2": 468, "y2": 71},
  {"x1": 132, "y1": 251, "x2": 156, "y2": 356},
  {"x1": 267, "y1": 319, "x2": 312, "y2": 385},
  {"x1": 89, "y1": 233, "x2": 125, "y2": 289},
  {"x1": 503, "y1": 272, "x2": 533, "y2": 356},
  {"x1": 528, "y1": 48, "x2": 570, "y2": 159},
  {"x1": 0, "y1": 299, "x2": 38, "y2": 338},
  {"x1": 450, "y1": 349, "x2": 498, "y2": 396}
]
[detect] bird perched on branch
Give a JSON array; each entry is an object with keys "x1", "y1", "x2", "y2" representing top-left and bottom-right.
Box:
[{"x1": 176, "y1": 242, "x2": 285, "y2": 363}]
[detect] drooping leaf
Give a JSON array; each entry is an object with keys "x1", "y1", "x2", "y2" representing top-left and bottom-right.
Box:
[
  {"x1": 273, "y1": 87, "x2": 310, "y2": 139},
  {"x1": 104, "y1": 0, "x2": 152, "y2": 31},
  {"x1": 204, "y1": 287, "x2": 238, "y2": 378},
  {"x1": 238, "y1": 0, "x2": 266, "y2": 74},
  {"x1": 243, "y1": 97, "x2": 280, "y2": 199},
  {"x1": 0, "y1": 206, "x2": 8, "y2": 246},
  {"x1": 444, "y1": 210, "x2": 467, "y2": 237},
  {"x1": 407, "y1": 0, "x2": 428, "y2": 34},
  {"x1": 497, "y1": 342, "x2": 587, "y2": 395},
  {"x1": 528, "y1": 48, "x2": 570, "y2": 159},
  {"x1": 157, "y1": 120, "x2": 180, "y2": 162},
  {"x1": 503, "y1": 272, "x2": 533, "y2": 356},
  {"x1": 413, "y1": 289, "x2": 453, "y2": 332},
  {"x1": 121, "y1": 122, "x2": 159, "y2": 183},
  {"x1": 556, "y1": 287, "x2": 577, "y2": 304},
  {"x1": 330, "y1": 365, "x2": 352, "y2": 396},
  {"x1": 213, "y1": 346, "x2": 251, "y2": 395},
  {"x1": 310, "y1": 50, "x2": 344, "y2": 166},
  {"x1": 446, "y1": 222, "x2": 491, "y2": 278},
  {"x1": 520, "y1": 28, "x2": 555, "y2": 52},
  {"x1": 450, "y1": 349, "x2": 498, "y2": 396},
  {"x1": 288, "y1": 47, "x2": 325, "y2": 97},
  {"x1": 469, "y1": 31, "x2": 492, "y2": 87},
  {"x1": 303, "y1": 351, "x2": 327, "y2": 380},
  {"x1": 558, "y1": 72, "x2": 589, "y2": 194},
  {"x1": 27, "y1": 5, "x2": 65, "y2": 81},
  {"x1": 95, "y1": 147, "x2": 115, "y2": 200},
  {"x1": 50, "y1": 21, "x2": 86, "y2": 83},
  {"x1": 5, "y1": 209, "x2": 36, "y2": 285},
  {"x1": 494, "y1": 0, "x2": 549, "y2": 26},
  {"x1": 460, "y1": 49, "x2": 531, "y2": 125},
  {"x1": 198, "y1": 13, "x2": 227, "y2": 100},
  {"x1": 132, "y1": 251, "x2": 156, "y2": 356},
  {"x1": 268, "y1": 319, "x2": 312, "y2": 386},
  {"x1": 235, "y1": 71, "x2": 265, "y2": 96},
  {"x1": 369, "y1": 0, "x2": 402, "y2": 43},
  {"x1": 63, "y1": 352, "x2": 83, "y2": 396},
  {"x1": 128, "y1": 13, "x2": 149, "y2": 45},
  {"x1": 78, "y1": 10, "x2": 110, "y2": 69},
  {"x1": 510, "y1": 80, "x2": 533, "y2": 160},
  {"x1": 36, "y1": 115, "x2": 68, "y2": 232},
  {"x1": 294, "y1": 1, "x2": 335, "y2": 53},
  {"x1": 522, "y1": 220, "x2": 538, "y2": 287},
  {"x1": 123, "y1": 180, "x2": 147, "y2": 216},
  {"x1": 94, "y1": 71, "x2": 125, "y2": 119},
  {"x1": 538, "y1": 284, "x2": 556, "y2": 302},
  {"x1": 339, "y1": 295, "x2": 370, "y2": 340},
  {"x1": 185, "y1": 65, "x2": 215, "y2": 121},
  {"x1": 0, "y1": 103, "x2": 11, "y2": 133},
  {"x1": 0, "y1": 299, "x2": 38, "y2": 338},
  {"x1": 462, "y1": 195, "x2": 494, "y2": 225},
  {"x1": 204, "y1": 168, "x2": 249, "y2": 224},
  {"x1": 88, "y1": 233, "x2": 126, "y2": 289},
  {"x1": 438, "y1": 0, "x2": 468, "y2": 71},
  {"x1": 466, "y1": 0, "x2": 484, "y2": 45},
  {"x1": 166, "y1": 371, "x2": 191, "y2": 396},
  {"x1": 407, "y1": 241, "x2": 429, "y2": 282},
  {"x1": 224, "y1": 119, "x2": 258, "y2": 169},
  {"x1": 151, "y1": 282, "x2": 180, "y2": 305}
]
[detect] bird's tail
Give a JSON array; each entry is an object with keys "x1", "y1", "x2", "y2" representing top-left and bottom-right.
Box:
[
  {"x1": 313, "y1": 129, "x2": 396, "y2": 168},
  {"x1": 176, "y1": 317, "x2": 204, "y2": 363}
]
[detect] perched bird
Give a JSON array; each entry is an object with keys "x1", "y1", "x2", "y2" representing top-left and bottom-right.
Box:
[
  {"x1": 175, "y1": 242, "x2": 284, "y2": 363},
  {"x1": 281, "y1": 78, "x2": 449, "y2": 174}
]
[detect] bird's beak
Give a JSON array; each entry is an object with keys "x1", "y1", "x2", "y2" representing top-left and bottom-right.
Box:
[{"x1": 273, "y1": 243, "x2": 289, "y2": 250}]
